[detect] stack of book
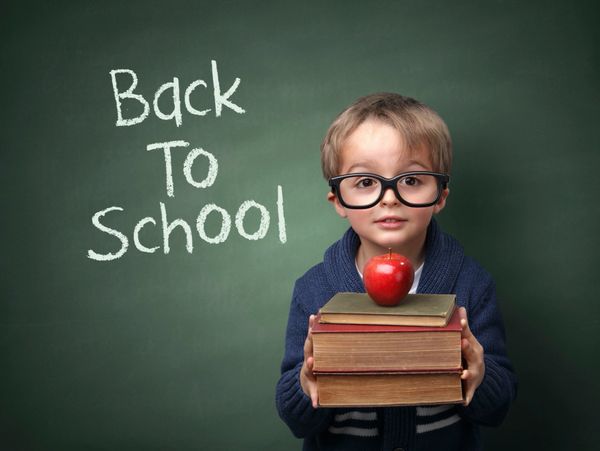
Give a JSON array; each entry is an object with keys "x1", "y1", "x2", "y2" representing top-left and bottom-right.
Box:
[{"x1": 313, "y1": 292, "x2": 463, "y2": 407}]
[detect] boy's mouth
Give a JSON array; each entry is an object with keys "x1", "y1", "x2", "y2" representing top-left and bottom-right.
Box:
[{"x1": 375, "y1": 216, "x2": 406, "y2": 224}]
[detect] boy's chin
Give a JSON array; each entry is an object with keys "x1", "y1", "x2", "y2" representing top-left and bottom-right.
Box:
[
  {"x1": 362, "y1": 231, "x2": 425, "y2": 256},
  {"x1": 366, "y1": 240, "x2": 409, "y2": 254}
]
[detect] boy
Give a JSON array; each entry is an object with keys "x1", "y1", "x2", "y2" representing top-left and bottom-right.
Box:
[{"x1": 275, "y1": 93, "x2": 517, "y2": 451}]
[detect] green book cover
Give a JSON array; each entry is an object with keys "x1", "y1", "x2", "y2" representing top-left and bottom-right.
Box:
[{"x1": 320, "y1": 292, "x2": 456, "y2": 318}]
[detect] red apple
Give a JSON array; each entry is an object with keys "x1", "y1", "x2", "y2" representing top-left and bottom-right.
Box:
[{"x1": 363, "y1": 250, "x2": 414, "y2": 306}]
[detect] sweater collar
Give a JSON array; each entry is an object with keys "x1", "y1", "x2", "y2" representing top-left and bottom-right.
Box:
[
  {"x1": 323, "y1": 218, "x2": 464, "y2": 295},
  {"x1": 323, "y1": 226, "x2": 364, "y2": 293},
  {"x1": 418, "y1": 218, "x2": 464, "y2": 294}
]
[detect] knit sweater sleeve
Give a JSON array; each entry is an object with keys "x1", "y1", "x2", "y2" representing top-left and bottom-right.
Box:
[
  {"x1": 275, "y1": 278, "x2": 333, "y2": 438},
  {"x1": 455, "y1": 264, "x2": 518, "y2": 426}
]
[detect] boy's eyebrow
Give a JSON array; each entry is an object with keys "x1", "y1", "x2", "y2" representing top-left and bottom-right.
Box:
[
  {"x1": 345, "y1": 162, "x2": 375, "y2": 172},
  {"x1": 403, "y1": 159, "x2": 430, "y2": 169},
  {"x1": 343, "y1": 159, "x2": 431, "y2": 174}
]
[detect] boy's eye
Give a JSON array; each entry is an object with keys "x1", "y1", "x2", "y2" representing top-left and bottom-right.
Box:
[
  {"x1": 400, "y1": 176, "x2": 419, "y2": 187},
  {"x1": 355, "y1": 177, "x2": 379, "y2": 188}
]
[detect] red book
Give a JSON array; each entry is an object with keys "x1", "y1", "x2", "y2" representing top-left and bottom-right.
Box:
[{"x1": 312, "y1": 309, "x2": 462, "y2": 373}]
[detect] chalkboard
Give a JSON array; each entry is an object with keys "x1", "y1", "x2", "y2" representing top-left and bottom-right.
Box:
[{"x1": 2, "y1": 1, "x2": 598, "y2": 450}]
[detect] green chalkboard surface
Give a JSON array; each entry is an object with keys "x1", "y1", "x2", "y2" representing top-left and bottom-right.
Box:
[{"x1": 2, "y1": 1, "x2": 599, "y2": 450}]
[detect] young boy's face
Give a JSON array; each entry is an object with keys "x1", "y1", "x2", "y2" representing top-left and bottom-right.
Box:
[{"x1": 327, "y1": 119, "x2": 449, "y2": 266}]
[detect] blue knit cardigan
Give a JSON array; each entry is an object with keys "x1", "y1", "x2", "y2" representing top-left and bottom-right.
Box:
[{"x1": 276, "y1": 219, "x2": 517, "y2": 451}]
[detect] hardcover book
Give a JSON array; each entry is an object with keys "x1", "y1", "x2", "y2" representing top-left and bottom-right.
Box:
[
  {"x1": 316, "y1": 369, "x2": 464, "y2": 407},
  {"x1": 318, "y1": 292, "x2": 456, "y2": 327},
  {"x1": 312, "y1": 309, "x2": 462, "y2": 372}
]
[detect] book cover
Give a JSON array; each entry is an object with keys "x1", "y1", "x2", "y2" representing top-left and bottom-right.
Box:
[
  {"x1": 318, "y1": 292, "x2": 456, "y2": 327},
  {"x1": 313, "y1": 307, "x2": 461, "y2": 334}
]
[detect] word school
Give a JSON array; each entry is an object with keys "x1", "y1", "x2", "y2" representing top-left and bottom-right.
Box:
[{"x1": 87, "y1": 185, "x2": 287, "y2": 262}]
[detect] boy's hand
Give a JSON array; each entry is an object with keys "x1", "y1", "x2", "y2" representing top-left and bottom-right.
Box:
[
  {"x1": 300, "y1": 314, "x2": 319, "y2": 409},
  {"x1": 459, "y1": 307, "x2": 485, "y2": 406}
]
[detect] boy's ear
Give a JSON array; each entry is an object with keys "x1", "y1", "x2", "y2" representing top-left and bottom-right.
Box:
[
  {"x1": 327, "y1": 191, "x2": 347, "y2": 218},
  {"x1": 433, "y1": 188, "x2": 449, "y2": 214}
]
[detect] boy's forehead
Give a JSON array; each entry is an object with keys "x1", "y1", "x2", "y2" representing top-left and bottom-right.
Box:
[{"x1": 338, "y1": 124, "x2": 434, "y2": 173}]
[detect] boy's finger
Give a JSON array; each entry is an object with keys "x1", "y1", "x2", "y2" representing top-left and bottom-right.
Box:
[
  {"x1": 464, "y1": 392, "x2": 472, "y2": 406},
  {"x1": 466, "y1": 384, "x2": 476, "y2": 406},
  {"x1": 461, "y1": 337, "x2": 475, "y2": 360},
  {"x1": 303, "y1": 331, "x2": 313, "y2": 357},
  {"x1": 311, "y1": 388, "x2": 319, "y2": 409},
  {"x1": 459, "y1": 307, "x2": 474, "y2": 339},
  {"x1": 304, "y1": 315, "x2": 318, "y2": 356},
  {"x1": 308, "y1": 314, "x2": 316, "y2": 335},
  {"x1": 460, "y1": 375, "x2": 474, "y2": 406}
]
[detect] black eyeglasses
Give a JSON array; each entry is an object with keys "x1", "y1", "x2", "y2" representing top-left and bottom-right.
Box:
[{"x1": 328, "y1": 171, "x2": 450, "y2": 209}]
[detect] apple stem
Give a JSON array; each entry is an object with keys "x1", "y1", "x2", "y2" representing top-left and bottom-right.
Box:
[{"x1": 388, "y1": 248, "x2": 392, "y2": 259}]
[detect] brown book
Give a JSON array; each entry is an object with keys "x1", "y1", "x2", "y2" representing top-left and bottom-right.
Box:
[
  {"x1": 316, "y1": 370, "x2": 464, "y2": 407},
  {"x1": 312, "y1": 309, "x2": 462, "y2": 373},
  {"x1": 318, "y1": 292, "x2": 456, "y2": 327}
]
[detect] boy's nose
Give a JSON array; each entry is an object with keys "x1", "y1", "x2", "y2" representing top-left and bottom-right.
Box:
[{"x1": 380, "y1": 186, "x2": 400, "y2": 206}]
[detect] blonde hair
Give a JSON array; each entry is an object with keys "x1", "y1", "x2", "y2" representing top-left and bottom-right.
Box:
[{"x1": 320, "y1": 93, "x2": 452, "y2": 179}]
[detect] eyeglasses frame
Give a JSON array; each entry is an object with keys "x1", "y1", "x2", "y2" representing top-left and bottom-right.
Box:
[{"x1": 328, "y1": 171, "x2": 450, "y2": 209}]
